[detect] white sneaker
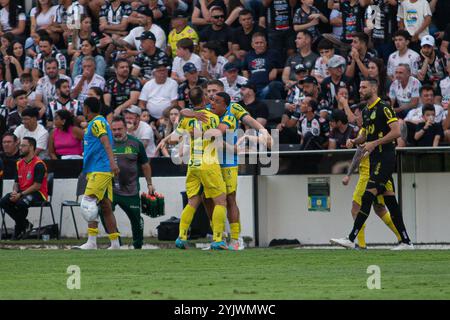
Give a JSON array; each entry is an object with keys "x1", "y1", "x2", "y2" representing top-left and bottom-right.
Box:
[
  {"x1": 238, "y1": 237, "x2": 245, "y2": 250},
  {"x1": 107, "y1": 245, "x2": 121, "y2": 250},
  {"x1": 330, "y1": 237, "x2": 356, "y2": 249},
  {"x1": 391, "y1": 243, "x2": 414, "y2": 251},
  {"x1": 72, "y1": 242, "x2": 97, "y2": 250}
]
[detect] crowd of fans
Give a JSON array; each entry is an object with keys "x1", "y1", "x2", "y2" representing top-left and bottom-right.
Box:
[{"x1": 0, "y1": 0, "x2": 449, "y2": 161}]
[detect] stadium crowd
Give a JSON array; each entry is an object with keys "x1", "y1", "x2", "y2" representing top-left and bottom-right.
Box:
[{"x1": 0, "y1": 0, "x2": 449, "y2": 161}]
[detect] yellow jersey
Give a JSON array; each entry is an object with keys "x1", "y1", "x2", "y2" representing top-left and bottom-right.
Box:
[
  {"x1": 168, "y1": 26, "x2": 200, "y2": 57},
  {"x1": 175, "y1": 109, "x2": 220, "y2": 168}
]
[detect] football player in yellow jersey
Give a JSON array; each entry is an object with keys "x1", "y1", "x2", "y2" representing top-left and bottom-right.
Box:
[{"x1": 158, "y1": 86, "x2": 228, "y2": 250}]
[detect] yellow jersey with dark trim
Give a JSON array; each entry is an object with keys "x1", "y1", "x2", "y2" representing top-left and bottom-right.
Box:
[{"x1": 362, "y1": 98, "x2": 397, "y2": 155}]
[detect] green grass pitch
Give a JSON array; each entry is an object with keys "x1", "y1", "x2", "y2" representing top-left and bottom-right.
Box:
[{"x1": 1, "y1": 249, "x2": 450, "y2": 300}]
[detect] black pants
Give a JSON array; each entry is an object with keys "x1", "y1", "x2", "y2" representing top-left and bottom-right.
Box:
[{"x1": 0, "y1": 192, "x2": 44, "y2": 232}]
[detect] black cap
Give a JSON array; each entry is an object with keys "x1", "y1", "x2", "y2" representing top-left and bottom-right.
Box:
[
  {"x1": 223, "y1": 62, "x2": 239, "y2": 72},
  {"x1": 152, "y1": 59, "x2": 169, "y2": 69},
  {"x1": 299, "y1": 76, "x2": 318, "y2": 86},
  {"x1": 137, "y1": 5, "x2": 153, "y2": 19},
  {"x1": 294, "y1": 63, "x2": 307, "y2": 73},
  {"x1": 240, "y1": 82, "x2": 257, "y2": 92},
  {"x1": 172, "y1": 9, "x2": 187, "y2": 19},
  {"x1": 183, "y1": 62, "x2": 197, "y2": 73},
  {"x1": 136, "y1": 30, "x2": 156, "y2": 41}
]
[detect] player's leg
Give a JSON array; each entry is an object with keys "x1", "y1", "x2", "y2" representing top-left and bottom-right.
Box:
[
  {"x1": 117, "y1": 194, "x2": 144, "y2": 249},
  {"x1": 352, "y1": 174, "x2": 368, "y2": 249},
  {"x1": 373, "y1": 196, "x2": 402, "y2": 243},
  {"x1": 223, "y1": 167, "x2": 241, "y2": 250},
  {"x1": 77, "y1": 173, "x2": 101, "y2": 249},
  {"x1": 99, "y1": 197, "x2": 120, "y2": 249}
]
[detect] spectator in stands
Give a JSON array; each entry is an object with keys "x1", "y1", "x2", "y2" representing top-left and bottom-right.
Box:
[
  {"x1": 414, "y1": 104, "x2": 443, "y2": 147},
  {"x1": 200, "y1": 41, "x2": 228, "y2": 80},
  {"x1": 171, "y1": 38, "x2": 203, "y2": 83},
  {"x1": 13, "y1": 107, "x2": 49, "y2": 157},
  {"x1": 131, "y1": 31, "x2": 171, "y2": 84},
  {"x1": 0, "y1": 136, "x2": 48, "y2": 239},
  {"x1": 312, "y1": 38, "x2": 345, "y2": 84},
  {"x1": 440, "y1": 23, "x2": 450, "y2": 58},
  {"x1": 140, "y1": 109, "x2": 151, "y2": 124},
  {"x1": 387, "y1": 30, "x2": 421, "y2": 80},
  {"x1": 19, "y1": 74, "x2": 36, "y2": 107},
  {"x1": 71, "y1": 56, "x2": 106, "y2": 105},
  {"x1": 346, "y1": 32, "x2": 375, "y2": 90},
  {"x1": 71, "y1": 38, "x2": 107, "y2": 79},
  {"x1": 0, "y1": 66, "x2": 12, "y2": 107},
  {"x1": 219, "y1": 62, "x2": 248, "y2": 103},
  {"x1": 99, "y1": 0, "x2": 131, "y2": 37},
  {"x1": 224, "y1": 0, "x2": 244, "y2": 28},
  {"x1": 158, "y1": 105, "x2": 181, "y2": 157},
  {"x1": 192, "y1": 0, "x2": 227, "y2": 30},
  {"x1": 417, "y1": 35, "x2": 446, "y2": 88},
  {"x1": 67, "y1": 15, "x2": 99, "y2": 57},
  {"x1": 328, "y1": 109, "x2": 358, "y2": 150},
  {"x1": 239, "y1": 82, "x2": 268, "y2": 129},
  {"x1": 104, "y1": 58, "x2": 141, "y2": 116},
  {"x1": 367, "y1": 57, "x2": 390, "y2": 98},
  {"x1": 263, "y1": 0, "x2": 297, "y2": 59},
  {"x1": 200, "y1": 6, "x2": 233, "y2": 58},
  {"x1": 167, "y1": 10, "x2": 199, "y2": 58},
  {"x1": 177, "y1": 62, "x2": 208, "y2": 108},
  {"x1": 329, "y1": 4, "x2": 343, "y2": 41},
  {"x1": 47, "y1": 78, "x2": 82, "y2": 128},
  {"x1": 231, "y1": 9, "x2": 265, "y2": 61},
  {"x1": 436, "y1": 58, "x2": 450, "y2": 110},
  {"x1": 397, "y1": 0, "x2": 432, "y2": 49},
  {"x1": 0, "y1": 132, "x2": 20, "y2": 161},
  {"x1": 4, "y1": 41, "x2": 33, "y2": 87},
  {"x1": 285, "y1": 63, "x2": 309, "y2": 108},
  {"x1": 32, "y1": 36, "x2": 67, "y2": 82},
  {"x1": 48, "y1": 109, "x2": 83, "y2": 159},
  {"x1": 282, "y1": 30, "x2": 318, "y2": 88},
  {"x1": 389, "y1": 64, "x2": 421, "y2": 119},
  {"x1": 404, "y1": 84, "x2": 445, "y2": 126},
  {"x1": 332, "y1": 0, "x2": 366, "y2": 44},
  {"x1": 35, "y1": 58, "x2": 72, "y2": 119},
  {"x1": 0, "y1": 0, "x2": 26, "y2": 40},
  {"x1": 124, "y1": 105, "x2": 156, "y2": 157},
  {"x1": 29, "y1": 0, "x2": 58, "y2": 44},
  {"x1": 321, "y1": 56, "x2": 353, "y2": 109},
  {"x1": 138, "y1": 61, "x2": 178, "y2": 121},
  {"x1": 242, "y1": 32, "x2": 283, "y2": 99},
  {"x1": 26, "y1": 29, "x2": 49, "y2": 60},
  {"x1": 49, "y1": 0, "x2": 74, "y2": 46},
  {"x1": 87, "y1": 87, "x2": 113, "y2": 123},
  {"x1": 293, "y1": 0, "x2": 328, "y2": 44}
]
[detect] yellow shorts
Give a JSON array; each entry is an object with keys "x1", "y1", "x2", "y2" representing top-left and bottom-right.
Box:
[
  {"x1": 353, "y1": 170, "x2": 393, "y2": 206},
  {"x1": 186, "y1": 165, "x2": 226, "y2": 199},
  {"x1": 85, "y1": 172, "x2": 113, "y2": 202},
  {"x1": 221, "y1": 166, "x2": 238, "y2": 195}
]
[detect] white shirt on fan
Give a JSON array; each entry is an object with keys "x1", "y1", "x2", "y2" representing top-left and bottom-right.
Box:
[
  {"x1": 397, "y1": 0, "x2": 432, "y2": 39},
  {"x1": 139, "y1": 78, "x2": 178, "y2": 119},
  {"x1": 130, "y1": 121, "x2": 157, "y2": 158},
  {"x1": 172, "y1": 54, "x2": 202, "y2": 81},
  {"x1": 123, "y1": 24, "x2": 167, "y2": 51}
]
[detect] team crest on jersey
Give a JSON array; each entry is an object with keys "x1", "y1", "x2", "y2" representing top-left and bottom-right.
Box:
[{"x1": 27, "y1": 171, "x2": 32, "y2": 180}]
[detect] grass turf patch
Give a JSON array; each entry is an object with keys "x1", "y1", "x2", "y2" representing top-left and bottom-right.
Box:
[{"x1": 0, "y1": 249, "x2": 449, "y2": 299}]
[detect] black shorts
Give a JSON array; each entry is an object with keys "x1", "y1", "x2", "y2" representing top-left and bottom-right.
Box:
[{"x1": 368, "y1": 153, "x2": 396, "y2": 194}]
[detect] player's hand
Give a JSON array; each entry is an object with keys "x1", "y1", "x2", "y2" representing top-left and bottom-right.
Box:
[
  {"x1": 193, "y1": 111, "x2": 208, "y2": 122},
  {"x1": 342, "y1": 175, "x2": 350, "y2": 186},
  {"x1": 111, "y1": 163, "x2": 120, "y2": 176},
  {"x1": 286, "y1": 103, "x2": 296, "y2": 112},
  {"x1": 346, "y1": 138, "x2": 354, "y2": 149},
  {"x1": 362, "y1": 141, "x2": 377, "y2": 156},
  {"x1": 155, "y1": 138, "x2": 167, "y2": 155}
]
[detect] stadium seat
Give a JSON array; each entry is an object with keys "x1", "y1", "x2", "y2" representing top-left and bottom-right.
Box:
[
  {"x1": 31, "y1": 172, "x2": 57, "y2": 240},
  {"x1": 58, "y1": 173, "x2": 86, "y2": 239},
  {"x1": 263, "y1": 99, "x2": 285, "y2": 130}
]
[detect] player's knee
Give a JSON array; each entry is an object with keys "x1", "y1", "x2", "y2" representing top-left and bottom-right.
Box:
[
  {"x1": 80, "y1": 195, "x2": 99, "y2": 222},
  {"x1": 213, "y1": 193, "x2": 227, "y2": 207},
  {"x1": 373, "y1": 203, "x2": 387, "y2": 216}
]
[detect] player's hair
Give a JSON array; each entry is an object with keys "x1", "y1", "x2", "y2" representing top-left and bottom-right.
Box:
[
  {"x1": 189, "y1": 86, "x2": 205, "y2": 107},
  {"x1": 252, "y1": 32, "x2": 266, "y2": 41},
  {"x1": 393, "y1": 29, "x2": 411, "y2": 42},
  {"x1": 114, "y1": 58, "x2": 129, "y2": 68},
  {"x1": 55, "y1": 78, "x2": 70, "y2": 90},
  {"x1": 44, "y1": 57, "x2": 58, "y2": 67},
  {"x1": 2, "y1": 132, "x2": 18, "y2": 142},
  {"x1": 55, "y1": 109, "x2": 74, "y2": 132},
  {"x1": 112, "y1": 115, "x2": 127, "y2": 126},
  {"x1": 422, "y1": 103, "x2": 435, "y2": 114},
  {"x1": 176, "y1": 38, "x2": 194, "y2": 52},
  {"x1": 207, "y1": 79, "x2": 224, "y2": 89},
  {"x1": 297, "y1": 30, "x2": 313, "y2": 41},
  {"x1": 203, "y1": 41, "x2": 221, "y2": 57},
  {"x1": 13, "y1": 89, "x2": 27, "y2": 99},
  {"x1": 20, "y1": 73, "x2": 32, "y2": 83},
  {"x1": 239, "y1": 9, "x2": 253, "y2": 17},
  {"x1": 353, "y1": 32, "x2": 369, "y2": 46},
  {"x1": 21, "y1": 107, "x2": 39, "y2": 118},
  {"x1": 420, "y1": 84, "x2": 435, "y2": 95},
  {"x1": 361, "y1": 77, "x2": 379, "y2": 87},
  {"x1": 216, "y1": 92, "x2": 231, "y2": 106},
  {"x1": 23, "y1": 137, "x2": 37, "y2": 150},
  {"x1": 84, "y1": 97, "x2": 101, "y2": 114},
  {"x1": 317, "y1": 38, "x2": 334, "y2": 51}
]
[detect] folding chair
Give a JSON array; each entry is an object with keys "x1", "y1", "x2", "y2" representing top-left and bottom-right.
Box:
[
  {"x1": 32, "y1": 172, "x2": 57, "y2": 239},
  {"x1": 59, "y1": 173, "x2": 86, "y2": 239}
]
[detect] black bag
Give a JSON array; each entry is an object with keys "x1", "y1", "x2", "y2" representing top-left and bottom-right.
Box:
[
  {"x1": 157, "y1": 217, "x2": 180, "y2": 241},
  {"x1": 24, "y1": 224, "x2": 59, "y2": 240}
]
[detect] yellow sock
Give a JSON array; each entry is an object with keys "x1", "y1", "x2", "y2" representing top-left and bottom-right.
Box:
[
  {"x1": 179, "y1": 204, "x2": 196, "y2": 240},
  {"x1": 212, "y1": 205, "x2": 226, "y2": 242},
  {"x1": 381, "y1": 211, "x2": 401, "y2": 242},
  {"x1": 230, "y1": 223, "x2": 240, "y2": 240},
  {"x1": 357, "y1": 223, "x2": 366, "y2": 248},
  {"x1": 108, "y1": 232, "x2": 120, "y2": 241},
  {"x1": 88, "y1": 228, "x2": 99, "y2": 236}
]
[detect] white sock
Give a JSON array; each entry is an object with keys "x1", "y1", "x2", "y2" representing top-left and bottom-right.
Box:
[
  {"x1": 110, "y1": 238, "x2": 120, "y2": 247},
  {"x1": 88, "y1": 235, "x2": 97, "y2": 245}
]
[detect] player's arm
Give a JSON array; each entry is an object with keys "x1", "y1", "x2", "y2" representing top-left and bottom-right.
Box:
[
  {"x1": 179, "y1": 108, "x2": 209, "y2": 122},
  {"x1": 346, "y1": 146, "x2": 364, "y2": 177},
  {"x1": 100, "y1": 135, "x2": 119, "y2": 175}
]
